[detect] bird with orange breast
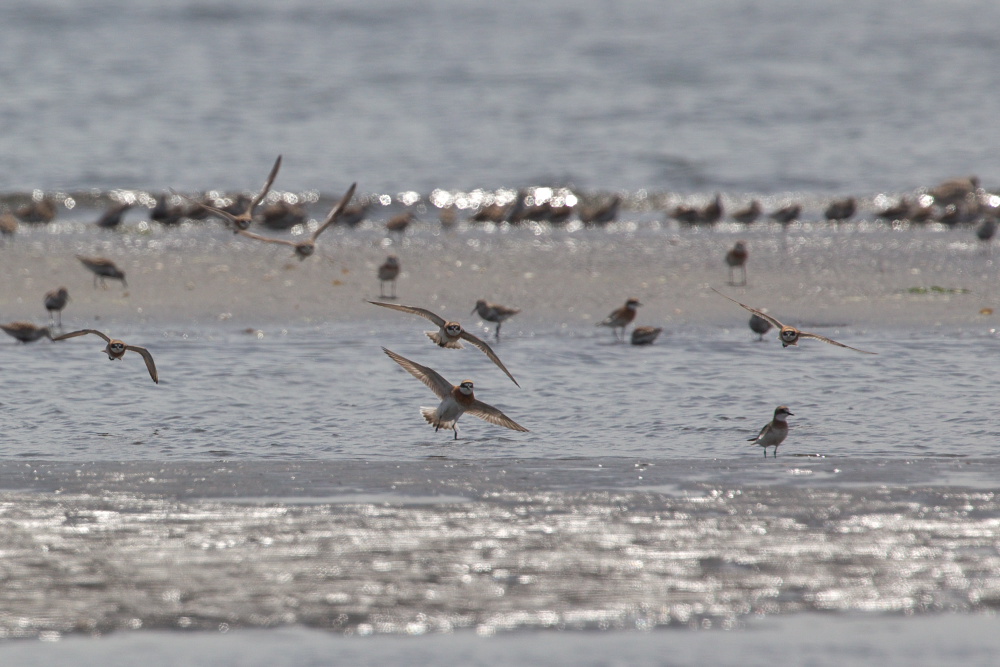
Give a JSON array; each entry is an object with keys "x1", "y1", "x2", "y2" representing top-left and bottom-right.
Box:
[
  {"x1": 725, "y1": 241, "x2": 748, "y2": 286},
  {"x1": 596, "y1": 298, "x2": 641, "y2": 341},
  {"x1": 53, "y1": 329, "x2": 158, "y2": 384}
]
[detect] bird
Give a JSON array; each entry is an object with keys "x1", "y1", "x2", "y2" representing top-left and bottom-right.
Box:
[
  {"x1": 471, "y1": 299, "x2": 521, "y2": 340},
  {"x1": 0, "y1": 322, "x2": 53, "y2": 343},
  {"x1": 76, "y1": 255, "x2": 127, "y2": 289},
  {"x1": 732, "y1": 200, "x2": 762, "y2": 224},
  {"x1": 597, "y1": 298, "x2": 641, "y2": 341},
  {"x1": 824, "y1": 197, "x2": 856, "y2": 223},
  {"x1": 381, "y1": 347, "x2": 528, "y2": 440},
  {"x1": 378, "y1": 255, "x2": 400, "y2": 298},
  {"x1": 259, "y1": 199, "x2": 307, "y2": 230},
  {"x1": 53, "y1": 329, "x2": 158, "y2": 384},
  {"x1": 385, "y1": 211, "x2": 415, "y2": 236},
  {"x1": 748, "y1": 406, "x2": 793, "y2": 458},
  {"x1": 630, "y1": 326, "x2": 662, "y2": 346},
  {"x1": 580, "y1": 195, "x2": 621, "y2": 225},
  {"x1": 0, "y1": 212, "x2": 18, "y2": 242},
  {"x1": 748, "y1": 312, "x2": 773, "y2": 341},
  {"x1": 367, "y1": 301, "x2": 520, "y2": 387},
  {"x1": 95, "y1": 202, "x2": 133, "y2": 229},
  {"x1": 712, "y1": 288, "x2": 876, "y2": 354},
  {"x1": 175, "y1": 155, "x2": 282, "y2": 232},
  {"x1": 976, "y1": 218, "x2": 997, "y2": 243},
  {"x1": 44, "y1": 287, "x2": 69, "y2": 328},
  {"x1": 15, "y1": 197, "x2": 56, "y2": 223},
  {"x1": 237, "y1": 183, "x2": 357, "y2": 260},
  {"x1": 769, "y1": 203, "x2": 801, "y2": 225},
  {"x1": 700, "y1": 193, "x2": 724, "y2": 225},
  {"x1": 929, "y1": 176, "x2": 979, "y2": 206},
  {"x1": 150, "y1": 193, "x2": 185, "y2": 225},
  {"x1": 725, "y1": 241, "x2": 748, "y2": 286}
]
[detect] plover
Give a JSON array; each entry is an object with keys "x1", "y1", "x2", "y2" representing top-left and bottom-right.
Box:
[
  {"x1": 150, "y1": 193, "x2": 185, "y2": 226},
  {"x1": 769, "y1": 203, "x2": 801, "y2": 225},
  {"x1": 378, "y1": 255, "x2": 400, "y2": 298},
  {"x1": 385, "y1": 211, "x2": 415, "y2": 236},
  {"x1": 580, "y1": 195, "x2": 621, "y2": 225},
  {"x1": 929, "y1": 176, "x2": 979, "y2": 206},
  {"x1": 44, "y1": 287, "x2": 69, "y2": 328},
  {"x1": 53, "y1": 329, "x2": 158, "y2": 384},
  {"x1": 725, "y1": 241, "x2": 748, "y2": 286},
  {"x1": 823, "y1": 197, "x2": 856, "y2": 222},
  {"x1": 176, "y1": 155, "x2": 282, "y2": 232},
  {"x1": 237, "y1": 183, "x2": 357, "y2": 260},
  {"x1": 471, "y1": 299, "x2": 521, "y2": 340},
  {"x1": 95, "y1": 202, "x2": 133, "y2": 229},
  {"x1": 748, "y1": 311, "x2": 773, "y2": 341},
  {"x1": 0, "y1": 322, "x2": 52, "y2": 343},
  {"x1": 0, "y1": 212, "x2": 18, "y2": 242},
  {"x1": 368, "y1": 301, "x2": 519, "y2": 386},
  {"x1": 712, "y1": 288, "x2": 876, "y2": 354},
  {"x1": 748, "y1": 406, "x2": 793, "y2": 457},
  {"x1": 597, "y1": 298, "x2": 641, "y2": 342},
  {"x1": 382, "y1": 347, "x2": 527, "y2": 439},
  {"x1": 15, "y1": 197, "x2": 56, "y2": 223},
  {"x1": 630, "y1": 326, "x2": 662, "y2": 346},
  {"x1": 732, "y1": 200, "x2": 762, "y2": 224},
  {"x1": 76, "y1": 255, "x2": 127, "y2": 289}
]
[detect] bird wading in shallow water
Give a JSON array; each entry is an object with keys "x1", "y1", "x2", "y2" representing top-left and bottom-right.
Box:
[
  {"x1": 77, "y1": 256, "x2": 127, "y2": 289},
  {"x1": 597, "y1": 298, "x2": 641, "y2": 342},
  {"x1": 44, "y1": 287, "x2": 69, "y2": 328},
  {"x1": 377, "y1": 255, "x2": 400, "y2": 298},
  {"x1": 471, "y1": 299, "x2": 521, "y2": 340},
  {"x1": 749, "y1": 406, "x2": 793, "y2": 458}
]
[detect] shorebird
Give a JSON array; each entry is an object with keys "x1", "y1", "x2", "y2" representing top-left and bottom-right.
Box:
[
  {"x1": 749, "y1": 406, "x2": 793, "y2": 458},
  {"x1": 53, "y1": 329, "x2": 158, "y2": 384},
  {"x1": 385, "y1": 211, "x2": 415, "y2": 236},
  {"x1": 95, "y1": 202, "x2": 133, "y2": 229},
  {"x1": 0, "y1": 212, "x2": 18, "y2": 242},
  {"x1": 701, "y1": 193, "x2": 724, "y2": 225},
  {"x1": 712, "y1": 288, "x2": 876, "y2": 354},
  {"x1": 176, "y1": 155, "x2": 282, "y2": 232},
  {"x1": 732, "y1": 200, "x2": 762, "y2": 224},
  {"x1": 769, "y1": 203, "x2": 801, "y2": 225},
  {"x1": 15, "y1": 197, "x2": 56, "y2": 223},
  {"x1": 44, "y1": 287, "x2": 69, "y2": 328},
  {"x1": 725, "y1": 241, "x2": 748, "y2": 286},
  {"x1": 237, "y1": 183, "x2": 357, "y2": 260},
  {"x1": 150, "y1": 193, "x2": 185, "y2": 225},
  {"x1": 630, "y1": 326, "x2": 662, "y2": 346},
  {"x1": 929, "y1": 176, "x2": 978, "y2": 206},
  {"x1": 259, "y1": 199, "x2": 307, "y2": 230},
  {"x1": 471, "y1": 299, "x2": 521, "y2": 340},
  {"x1": 368, "y1": 301, "x2": 520, "y2": 386},
  {"x1": 76, "y1": 255, "x2": 127, "y2": 289},
  {"x1": 0, "y1": 322, "x2": 52, "y2": 343},
  {"x1": 976, "y1": 218, "x2": 997, "y2": 244},
  {"x1": 748, "y1": 311, "x2": 773, "y2": 341},
  {"x1": 378, "y1": 255, "x2": 400, "y2": 298},
  {"x1": 824, "y1": 197, "x2": 856, "y2": 222},
  {"x1": 597, "y1": 297, "x2": 641, "y2": 341},
  {"x1": 382, "y1": 347, "x2": 528, "y2": 439},
  {"x1": 580, "y1": 195, "x2": 621, "y2": 225}
]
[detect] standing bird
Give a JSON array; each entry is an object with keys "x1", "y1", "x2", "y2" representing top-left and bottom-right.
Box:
[
  {"x1": 748, "y1": 406, "x2": 794, "y2": 458},
  {"x1": 748, "y1": 311, "x2": 773, "y2": 341},
  {"x1": 580, "y1": 195, "x2": 622, "y2": 225},
  {"x1": 769, "y1": 203, "x2": 801, "y2": 225},
  {"x1": 385, "y1": 211, "x2": 415, "y2": 236},
  {"x1": 95, "y1": 202, "x2": 133, "y2": 229},
  {"x1": 471, "y1": 299, "x2": 521, "y2": 340},
  {"x1": 15, "y1": 197, "x2": 57, "y2": 223},
  {"x1": 367, "y1": 301, "x2": 519, "y2": 386},
  {"x1": 975, "y1": 218, "x2": 997, "y2": 244},
  {"x1": 53, "y1": 329, "x2": 158, "y2": 384},
  {"x1": 0, "y1": 212, "x2": 20, "y2": 242},
  {"x1": 150, "y1": 193, "x2": 185, "y2": 226},
  {"x1": 732, "y1": 200, "x2": 762, "y2": 224},
  {"x1": 725, "y1": 241, "x2": 748, "y2": 286},
  {"x1": 44, "y1": 287, "x2": 69, "y2": 328},
  {"x1": 0, "y1": 322, "x2": 53, "y2": 343},
  {"x1": 712, "y1": 288, "x2": 876, "y2": 354},
  {"x1": 823, "y1": 197, "x2": 856, "y2": 223},
  {"x1": 630, "y1": 326, "x2": 663, "y2": 346},
  {"x1": 701, "y1": 193, "x2": 724, "y2": 225},
  {"x1": 382, "y1": 347, "x2": 528, "y2": 440},
  {"x1": 596, "y1": 297, "x2": 642, "y2": 342},
  {"x1": 76, "y1": 255, "x2": 127, "y2": 289},
  {"x1": 378, "y1": 255, "x2": 400, "y2": 298},
  {"x1": 175, "y1": 155, "x2": 282, "y2": 232},
  {"x1": 237, "y1": 183, "x2": 357, "y2": 260}
]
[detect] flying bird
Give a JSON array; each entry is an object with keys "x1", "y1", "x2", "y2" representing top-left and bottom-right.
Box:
[
  {"x1": 53, "y1": 329, "x2": 158, "y2": 384},
  {"x1": 175, "y1": 155, "x2": 282, "y2": 232}
]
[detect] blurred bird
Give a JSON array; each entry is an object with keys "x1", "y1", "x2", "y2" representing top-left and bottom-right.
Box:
[
  {"x1": 0, "y1": 322, "x2": 52, "y2": 343},
  {"x1": 44, "y1": 287, "x2": 69, "y2": 328},
  {"x1": 732, "y1": 200, "x2": 762, "y2": 224},
  {"x1": 597, "y1": 298, "x2": 641, "y2": 342},
  {"x1": 176, "y1": 155, "x2": 282, "y2": 232},
  {"x1": 725, "y1": 241, "x2": 748, "y2": 286},
  {"x1": 237, "y1": 183, "x2": 356, "y2": 260},
  {"x1": 77, "y1": 255, "x2": 127, "y2": 289},
  {"x1": 378, "y1": 255, "x2": 400, "y2": 298},
  {"x1": 630, "y1": 326, "x2": 663, "y2": 346},
  {"x1": 95, "y1": 202, "x2": 133, "y2": 229}
]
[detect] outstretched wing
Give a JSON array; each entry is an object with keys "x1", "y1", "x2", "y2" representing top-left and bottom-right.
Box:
[
  {"x1": 236, "y1": 229, "x2": 299, "y2": 248},
  {"x1": 466, "y1": 399, "x2": 529, "y2": 432},
  {"x1": 367, "y1": 301, "x2": 447, "y2": 327},
  {"x1": 248, "y1": 155, "x2": 283, "y2": 213},
  {"x1": 171, "y1": 191, "x2": 240, "y2": 226},
  {"x1": 126, "y1": 345, "x2": 159, "y2": 384},
  {"x1": 53, "y1": 329, "x2": 111, "y2": 343},
  {"x1": 382, "y1": 347, "x2": 452, "y2": 399},
  {"x1": 312, "y1": 183, "x2": 358, "y2": 241},
  {"x1": 798, "y1": 331, "x2": 877, "y2": 355},
  {"x1": 458, "y1": 330, "x2": 520, "y2": 387},
  {"x1": 711, "y1": 287, "x2": 785, "y2": 329}
]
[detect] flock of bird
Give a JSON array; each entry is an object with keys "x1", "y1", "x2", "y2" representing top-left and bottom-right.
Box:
[{"x1": 7, "y1": 161, "x2": 987, "y2": 453}]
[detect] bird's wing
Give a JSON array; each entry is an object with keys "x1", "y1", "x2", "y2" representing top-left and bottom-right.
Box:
[
  {"x1": 53, "y1": 329, "x2": 111, "y2": 343},
  {"x1": 236, "y1": 229, "x2": 298, "y2": 247},
  {"x1": 596, "y1": 307, "x2": 624, "y2": 326},
  {"x1": 459, "y1": 331, "x2": 520, "y2": 387},
  {"x1": 126, "y1": 345, "x2": 159, "y2": 383},
  {"x1": 382, "y1": 347, "x2": 452, "y2": 399},
  {"x1": 798, "y1": 331, "x2": 877, "y2": 354},
  {"x1": 367, "y1": 301, "x2": 446, "y2": 327},
  {"x1": 748, "y1": 423, "x2": 768, "y2": 442},
  {"x1": 312, "y1": 182, "x2": 358, "y2": 240},
  {"x1": 248, "y1": 155, "x2": 283, "y2": 213},
  {"x1": 711, "y1": 288, "x2": 785, "y2": 328},
  {"x1": 466, "y1": 400, "x2": 529, "y2": 432},
  {"x1": 171, "y1": 191, "x2": 240, "y2": 225}
]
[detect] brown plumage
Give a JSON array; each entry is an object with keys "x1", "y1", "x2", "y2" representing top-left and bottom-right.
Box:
[
  {"x1": 725, "y1": 241, "x2": 748, "y2": 286},
  {"x1": 597, "y1": 298, "x2": 641, "y2": 341},
  {"x1": 0, "y1": 322, "x2": 53, "y2": 343},
  {"x1": 76, "y1": 255, "x2": 127, "y2": 289},
  {"x1": 175, "y1": 155, "x2": 282, "y2": 232},
  {"x1": 44, "y1": 287, "x2": 69, "y2": 328},
  {"x1": 378, "y1": 255, "x2": 400, "y2": 298},
  {"x1": 53, "y1": 329, "x2": 158, "y2": 384}
]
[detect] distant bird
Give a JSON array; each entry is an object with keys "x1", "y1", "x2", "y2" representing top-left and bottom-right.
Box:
[
  {"x1": 44, "y1": 287, "x2": 69, "y2": 328},
  {"x1": 259, "y1": 199, "x2": 307, "y2": 230},
  {"x1": 725, "y1": 241, "x2": 748, "y2": 286},
  {"x1": 630, "y1": 326, "x2": 663, "y2": 346},
  {"x1": 823, "y1": 197, "x2": 856, "y2": 222},
  {"x1": 701, "y1": 193, "x2": 724, "y2": 225},
  {"x1": 471, "y1": 203, "x2": 508, "y2": 223},
  {"x1": 438, "y1": 207, "x2": 457, "y2": 229},
  {"x1": 176, "y1": 155, "x2": 282, "y2": 232},
  {"x1": 712, "y1": 288, "x2": 876, "y2": 354},
  {"x1": 769, "y1": 203, "x2": 801, "y2": 225},
  {"x1": 150, "y1": 193, "x2": 185, "y2": 225},
  {"x1": 876, "y1": 197, "x2": 912, "y2": 221},
  {"x1": 382, "y1": 347, "x2": 528, "y2": 440},
  {"x1": 338, "y1": 201, "x2": 371, "y2": 228},
  {"x1": 95, "y1": 202, "x2": 133, "y2": 229},
  {"x1": 53, "y1": 329, "x2": 158, "y2": 384},
  {"x1": 385, "y1": 211, "x2": 415, "y2": 236},
  {"x1": 732, "y1": 200, "x2": 762, "y2": 224},
  {"x1": 976, "y1": 218, "x2": 997, "y2": 243},
  {"x1": 546, "y1": 204, "x2": 574, "y2": 224},
  {"x1": 471, "y1": 299, "x2": 521, "y2": 340},
  {"x1": 748, "y1": 406, "x2": 793, "y2": 458},
  {"x1": 77, "y1": 255, "x2": 127, "y2": 289},
  {"x1": 15, "y1": 197, "x2": 56, "y2": 223},
  {"x1": 929, "y1": 176, "x2": 979, "y2": 206},
  {"x1": 237, "y1": 183, "x2": 357, "y2": 260},
  {"x1": 368, "y1": 301, "x2": 519, "y2": 387},
  {"x1": 670, "y1": 204, "x2": 701, "y2": 225},
  {"x1": 378, "y1": 255, "x2": 400, "y2": 298},
  {"x1": 0, "y1": 212, "x2": 18, "y2": 241},
  {"x1": 748, "y1": 312, "x2": 773, "y2": 341},
  {"x1": 597, "y1": 297, "x2": 642, "y2": 342},
  {"x1": 580, "y1": 195, "x2": 621, "y2": 225},
  {"x1": 0, "y1": 322, "x2": 53, "y2": 343}
]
